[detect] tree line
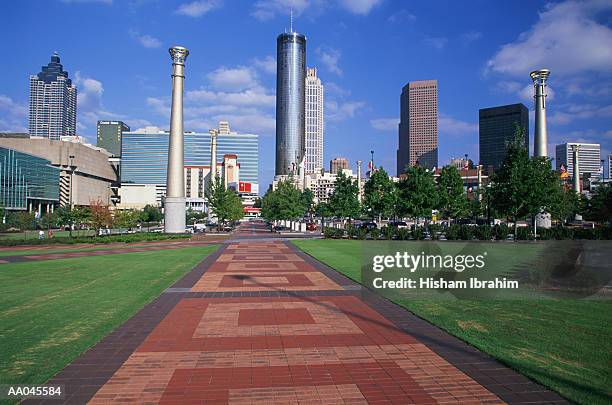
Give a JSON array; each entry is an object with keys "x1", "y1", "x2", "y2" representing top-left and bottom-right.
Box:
[{"x1": 261, "y1": 128, "x2": 611, "y2": 228}]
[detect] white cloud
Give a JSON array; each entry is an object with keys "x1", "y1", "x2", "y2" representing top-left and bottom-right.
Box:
[
  {"x1": 252, "y1": 56, "x2": 276, "y2": 74},
  {"x1": 326, "y1": 100, "x2": 366, "y2": 122},
  {"x1": 251, "y1": 0, "x2": 310, "y2": 21},
  {"x1": 207, "y1": 66, "x2": 259, "y2": 91},
  {"x1": 316, "y1": 46, "x2": 342, "y2": 76},
  {"x1": 337, "y1": 0, "x2": 382, "y2": 15},
  {"x1": 129, "y1": 30, "x2": 162, "y2": 48},
  {"x1": 0, "y1": 95, "x2": 27, "y2": 132},
  {"x1": 325, "y1": 82, "x2": 350, "y2": 98},
  {"x1": 424, "y1": 37, "x2": 447, "y2": 50},
  {"x1": 370, "y1": 117, "x2": 399, "y2": 131},
  {"x1": 486, "y1": 0, "x2": 612, "y2": 76},
  {"x1": 461, "y1": 31, "x2": 482, "y2": 44},
  {"x1": 549, "y1": 103, "x2": 612, "y2": 125},
  {"x1": 439, "y1": 114, "x2": 477, "y2": 137},
  {"x1": 388, "y1": 9, "x2": 416, "y2": 23},
  {"x1": 175, "y1": 0, "x2": 221, "y2": 17}
]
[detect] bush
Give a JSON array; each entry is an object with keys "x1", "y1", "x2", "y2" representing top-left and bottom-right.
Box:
[
  {"x1": 323, "y1": 227, "x2": 336, "y2": 239},
  {"x1": 446, "y1": 224, "x2": 460, "y2": 240},
  {"x1": 411, "y1": 227, "x2": 425, "y2": 240},
  {"x1": 474, "y1": 225, "x2": 492, "y2": 240},
  {"x1": 458, "y1": 225, "x2": 474, "y2": 240},
  {"x1": 515, "y1": 226, "x2": 532, "y2": 240},
  {"x1": 397, "y1": 228, "x2": 410, "y2": 240},
  {"x1": 0, "y1": 232, "x2": 190, "y2": 247},
  {"x1": 346, "y1": 224, "x2": 357, "y2": 239},
  {"x1": 370, "y1": 228, "x2": 380, "y2": 240},
  {"x1": 357, "y1": 228, "x2": 368, "y2": 240},
  {"x1": 427, "y1": 224, "x2": 442, "y2": 240},
  {"x1": 493, "y1": 224, "x2": 509, "y2": 240},
  {"x1": 381, "y1": 226, "x2": 395, "y2": 240}
]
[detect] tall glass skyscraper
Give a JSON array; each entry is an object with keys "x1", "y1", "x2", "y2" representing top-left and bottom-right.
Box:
[
  {"x1": 121, "y1": 129, "x2": 258, "y2": 186},
  {"x1": 29, "y1": 52, "x2": 77, "y2": 139},
  {"x1": 479, "y1": 103, "x2": 529, "y2": 170},
  {"x1": 305, "y1": 67, "x2": 324, "y2": 174},
  {"x1": 275, "y1": 31, "x2": 306, "y2": 176}
]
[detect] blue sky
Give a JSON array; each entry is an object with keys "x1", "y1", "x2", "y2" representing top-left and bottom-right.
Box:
[{"x1": 1, "y1": 0, "x2": 611, "y2": 189}]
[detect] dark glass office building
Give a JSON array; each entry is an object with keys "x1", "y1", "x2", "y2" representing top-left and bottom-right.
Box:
[
  {"x1": 479, "y1": 103, "x2": 529, "y2": 169},
  {"x1": 97, "y1": 121, "x2": 130, "y2": 156},
  {"x1": 275, "y1": 31, "x2": 306, "y2": 176},
  {"x1": 0, "y1": 147, "x2": 60, "y2": 211}
]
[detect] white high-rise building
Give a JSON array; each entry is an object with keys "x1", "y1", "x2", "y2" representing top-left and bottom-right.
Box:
[
  {"x1": 28, "y1": 52, "x2": 77, "y2": 139},
  {"x1": 305, "y1": 67, "x2": 324, "y2": 174},
  {"x1": 556, "y1": 143, "x2": 601, "y2": 180}
]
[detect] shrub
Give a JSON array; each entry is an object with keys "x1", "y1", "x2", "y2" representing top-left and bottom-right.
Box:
[
  {"x1": 411, "y1": 227, "x2": 425, "y2": 240},
  {"x1": 381, "y1": 226, "x2": 395, "y2": 240},
  {"x1": 493, "y1": 224, "x2": 509, "y2": 240},
  {"x1": 458, "y1": 225, "x2": 474, "y2": 240},
  {"x1": 346, "y1": 224, "x2": 356, "y2": 239},
  {"x1": 323, "y1": 227, "x2": 336, "y2": 239},
  {"x1": 0, "y1": 232, "x2": 190, "y2": 247},
  {"x1": 357, "y1": 228, "x2": 368, "y2": 240},
  {"x1": 515, "y1": 226, "x2": 532, "y2": 240},
  {"x1": 446, "y1": 224, "x2": 460, "y2": 240},
  {"x1": 474, "y1": 225, "x2": 492, "y2": 241},
  {"x1": 397, "y1": 228, "x2": 410, "y2": 240},
  {"x1": 427, "y1": 224, "x2": 442, "y2": 240},
  {"x1": 370, "y1": 228, "x2": 381, "y2": 240}
]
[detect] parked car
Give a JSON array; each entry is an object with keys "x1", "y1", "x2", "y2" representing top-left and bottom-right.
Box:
[
  {"x1": 388, "y1": 221, "x2": 408, "y2": 229},
  {"x1": 306, "y1": 223, "x2": 317, "y2": 231},
  {"x1": 360, "y1": 222, "x2": 377, "y2": 231},
  {"x1": 274, "y1": 225, "x2": 288, "y2": 232}
]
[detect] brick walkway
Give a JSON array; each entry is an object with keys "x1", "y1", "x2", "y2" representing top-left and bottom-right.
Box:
[{"x1": 28, "y1": 223, "x2": 567, "y2": 404}]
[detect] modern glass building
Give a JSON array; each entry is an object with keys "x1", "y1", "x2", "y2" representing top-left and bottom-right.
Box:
[
  {"x1": 29, "y1": 52, "x2": 77, "y2": 139},
  {"x1": 0, "y1": 147, "x2": 60, "y2": 211},
  {"x1": 555, "y1": 143, "x2": 601, "y2": 180},
  {"x1": 276, "y1": 31, "x2": 306, "y2": 176},
  {"x1": 479, "y1": 103, "x2": 529, "y2": 170},
  {"x1": 120, "y1": 129, "x2": 258, "y2": 186},
  {"x1": 97, "y1": 121, "x2": 130, "y2": 156}
]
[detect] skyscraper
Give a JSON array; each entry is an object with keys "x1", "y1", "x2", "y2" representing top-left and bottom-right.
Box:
[
  {"x1": 305, "y1": 67, "x2": 324, "y2": 174},
  {"x1": 29, "y1": 52, "x2": 77, "y2": 139},
  {"x1": 330, "y1": 157, "x2": 349, "y2": 174},
  {"x1": 479, "y1": 103, "x2": 529, "y2": 169},
  {"x1": 97, "y1": 121, "x2": 130, "y2": 156},
  {"x1": 275, "y1": 30, "x2": 306, "y2": 176},
  {"x1": 556, "y1": 143, "x2": 601, "y2": 180},
  {"x1": 396, "y1": 80, "x2": 438, "y2": 175}
]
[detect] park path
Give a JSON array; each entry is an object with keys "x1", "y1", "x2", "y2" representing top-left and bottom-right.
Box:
[{"x1": 28, "y1": 222, "x2": 567, "y2": 404}]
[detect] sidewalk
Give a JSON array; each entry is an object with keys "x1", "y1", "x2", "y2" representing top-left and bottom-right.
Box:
[{"x1": 28, "y1": 225, "x2": 567, "y2": 404}]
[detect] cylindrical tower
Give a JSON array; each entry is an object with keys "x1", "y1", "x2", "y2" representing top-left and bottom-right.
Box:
[
  {"x1": 165, "y1": 46, "x2": 189, "y2": 233},
  {"x1": 572, "y1": 145, "x2": 581, "y2": 194},
  {"x1": 356, "y1": 160, "x2": 363, "y2": 202},
  {"x1": 530, "y1": 69, "x2": 550, "y2": 158},
  {"x1": 275, "y1": 31, "x2": 306, "y2": 176}
]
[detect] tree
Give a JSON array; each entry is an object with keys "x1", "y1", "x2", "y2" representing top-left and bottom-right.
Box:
[
  {"x1": 142, "y1": 204, "x2": 162, "y2": 223},
  {"x1": 328, "y1": 171, "x2": 361, "y2": 220},
  {"x1": 585, "y1": 182, "x2": 612, "y2": 223},
  {"x1": 89, "y1": 199, "x2": 113, "y2": 236},
  {"x1": 261, "y1": 180, "x2": 305, "y2": 221},
  {"x1": 363, "y1": 167, "x2": 396, "y2": 221},
  {"x1": 115, "y1": 209, "x2": 141, "y2": 231},
  {"x1": 253, "y1": 197, "x2": 262, "y2": 208},
  {"x1": 396, "y1": 166, "x2": 438, "y2": 222},
  {"x1": 55, "y1": 206, "x2": 75, "y2": 237},
  {"x1": 301, "y1": 188, "x2": 315, "y2": 217},
  {"x1": 206, "y1": 176, "x2": 244, "y2": 227},
  {"x1": 16, "y1": 211, "x2": 35, "y2": 240},
  {"x1": 490, "y1": 126, "x2": 565, "y2": 235},
  {"x1": 436, "y1": 166, "x2": 468, "y2": 222}
]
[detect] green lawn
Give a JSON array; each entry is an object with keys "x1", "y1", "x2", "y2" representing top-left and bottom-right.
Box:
[
  {"x1": 0, "y1": 244, "x2": 155, "y2": 258},
  {"x1": 292, "y1": 239, "x2": 612, "y2": 405},
  {"x1": 0, "y1": 244, "x2": 218, "y2": 388}
]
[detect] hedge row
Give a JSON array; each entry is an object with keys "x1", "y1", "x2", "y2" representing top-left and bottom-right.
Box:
[
  {"x1": 0, "y1": 232, "x2": 191, "y2": 247},
  {"x1": 323, "y1": 224, "x2": 611, "y2": 241}
]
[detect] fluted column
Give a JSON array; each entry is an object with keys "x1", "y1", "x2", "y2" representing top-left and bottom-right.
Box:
[
  {"x1": 572, "y1": 145, "x2": 581, "y2": 194},
  {"x1": 165, "y1": 46, "x2": 189, "y2": 233},
  {"x1": 531, "y1": 69, "x2": 550, "y2": 158}
]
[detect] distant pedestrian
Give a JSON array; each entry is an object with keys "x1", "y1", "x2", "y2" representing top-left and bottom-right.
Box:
[
  {"x1": 48, "y1": 229, "x2": 53, "y2": 239},
  {"x1": 38, "y1": 230, "x2": 45, "y2": 240}
]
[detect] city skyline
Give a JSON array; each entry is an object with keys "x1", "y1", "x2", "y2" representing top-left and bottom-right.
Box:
[{"x1": 1, "y1": 0, "x2": 611, "y2": 189}]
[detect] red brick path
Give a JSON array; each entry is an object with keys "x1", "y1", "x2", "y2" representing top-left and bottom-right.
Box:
[{"x1": 87, "y1": 241, "x2": 505, "y2": 404}]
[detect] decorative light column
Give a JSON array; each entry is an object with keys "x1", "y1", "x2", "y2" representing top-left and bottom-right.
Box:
[
  {"x1": 209, "y1": 129, "x2": 219, "y2": 179},
  {"x1": 572, "y1": 145, "x2": 581, "y2": 194},
  {"x1": 356, "y1": 160, "x2": 363, "y2": 202},
  {"x1": 530, "y1": 69, "x2": 550, "y2": 158},
  {"x1": 164, "y1": 46, "x2": 189, "y2": 233}
]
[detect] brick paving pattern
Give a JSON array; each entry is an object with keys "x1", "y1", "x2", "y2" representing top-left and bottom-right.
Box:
[{"x1": 26, "y1": 222, "x2": 568, "y2": 404}]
